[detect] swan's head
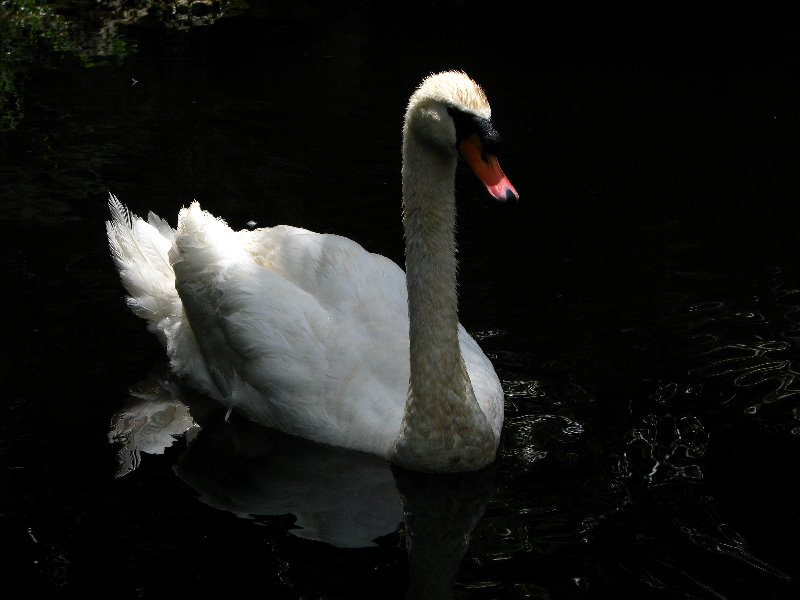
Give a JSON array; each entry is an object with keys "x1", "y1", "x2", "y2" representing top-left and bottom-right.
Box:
[{"x1": 404, "y1": 71, "x2": 519, "y2": 202}]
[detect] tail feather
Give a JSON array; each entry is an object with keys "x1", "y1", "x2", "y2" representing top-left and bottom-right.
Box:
[
  {"x1": 107, "y1": 193, "x2": 219, "y2": 399},
  {"x1": 108, "y1": 193, "x2": 133, "y2": 230},
  {"x1": 106, "y1": 193, "x2": 180, "y2": 343},
  {"x1": 147, "y1": 210, "x2": 177, "y2": 242}
]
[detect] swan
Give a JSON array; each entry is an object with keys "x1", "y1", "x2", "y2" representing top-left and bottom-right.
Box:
[{"x1": 106, "y1": 70, "x2": 519, "y2": 472}]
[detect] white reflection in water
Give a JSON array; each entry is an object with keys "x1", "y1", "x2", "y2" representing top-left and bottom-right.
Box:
[
  {"x1": 108, "y1": 374, "x2": 498, "y2": 598},
  {"x1": 108, "y1": 375, "x2": 198, "y2": 478},
  {"x1": 108, "y1": 374, "x2": 402, "y2": 548}
]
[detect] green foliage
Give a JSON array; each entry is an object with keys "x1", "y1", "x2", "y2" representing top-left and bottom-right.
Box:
[
  {"x1": 0, "y1": 0, "x2": 237, "y2": 130},
  {"x1": 1, "y1": 1, "x2": 69, "y2": 129},
  {"x1": 0, "y1": 0, "x2": 136, "y2": 130}
]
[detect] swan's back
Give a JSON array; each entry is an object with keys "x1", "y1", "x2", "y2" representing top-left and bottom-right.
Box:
[
  {"x1": 180, "y1": 204, "x2": 420, "y2": 455},
  {"x1": 240, "y1": 224, "x2": 407, "y2": 318}
]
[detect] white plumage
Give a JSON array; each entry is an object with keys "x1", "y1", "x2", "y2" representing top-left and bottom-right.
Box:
[{"x1": 107, "y1": 71, "x2": 518, "y2": 472}]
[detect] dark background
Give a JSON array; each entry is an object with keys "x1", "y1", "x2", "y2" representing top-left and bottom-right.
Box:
[{"x1": 1, "y1": 6, "x2": 799, "y2": 599}]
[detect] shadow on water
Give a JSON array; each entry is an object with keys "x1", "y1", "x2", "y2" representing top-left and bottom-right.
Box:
[
  {"x1": 109, "y1": 373, "x2": 495, "y2": 599},
  {"x1": 3, "y1": 4, "x2": 800, "y2": 599},
  {"x1": 111, "y1": 374, "x2": 404, "y2": 549}
]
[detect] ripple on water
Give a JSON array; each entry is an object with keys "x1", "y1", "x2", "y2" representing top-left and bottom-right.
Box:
[
  {"x1": 626, "y1": 411, "x2": 708, "y2": 484},
  {"x1": 603, "y1": 270, "x2": 800, "y2": 596},
  {"x1": 500, "y1": 373, "x2": 587, "y2": 476},
  {"x1": 502, "y1": 413, "x2": 583, "y2": 475},
  {"x1": 668, "y1": 276, "x2": 800, "y2": 421}
]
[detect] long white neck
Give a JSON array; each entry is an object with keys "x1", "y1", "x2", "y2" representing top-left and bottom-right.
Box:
[
  {"x1": 391, "y1": 127, "x2": 494, "y2": 472},
  {"x1": 403, "y1": 137, "x2": 461, "y2": 401}
]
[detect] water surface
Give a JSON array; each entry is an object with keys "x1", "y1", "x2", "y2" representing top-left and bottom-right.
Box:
[{"x1": 2, "y1": 8, "x2": 799, "y2": 599}]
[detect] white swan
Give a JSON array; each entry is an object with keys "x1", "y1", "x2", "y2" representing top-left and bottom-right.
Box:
[{"x1": 107, "y1": 71, "x2": 518, "y2": 472}]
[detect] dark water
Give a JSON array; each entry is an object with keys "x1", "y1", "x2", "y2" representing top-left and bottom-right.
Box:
[{"x1": 2, "y1": 6, "x2": 799, "y2": 599}]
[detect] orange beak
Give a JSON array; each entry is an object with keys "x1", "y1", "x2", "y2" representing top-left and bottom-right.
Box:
[{"x1": 458, "y1": 134, "x2": 519, "y2": 202}]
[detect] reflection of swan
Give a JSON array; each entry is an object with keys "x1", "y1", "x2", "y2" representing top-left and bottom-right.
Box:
[
  {"x1": 175, "y1": 410, "x2": 403, "y2": 549},
  {"x1": 106, "y1": 71, "x2": 518, "y2": 472},
  {"x1": 108, "y1": 378, "x2": 494, "y2": 560},
  {"x1": 109, "y1": 376, "x2": 402, "y2": 547},
  {"x1": 395, "y1": 467, "x2": 496, "y2": 600},
  {"x1": 108, "y1": 374, "x2": 197, "y2": 478}
]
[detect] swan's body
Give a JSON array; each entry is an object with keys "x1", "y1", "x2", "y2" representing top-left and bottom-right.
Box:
[{"x1": 107, "y1": 71, "x2": 518, "y2": 472}]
